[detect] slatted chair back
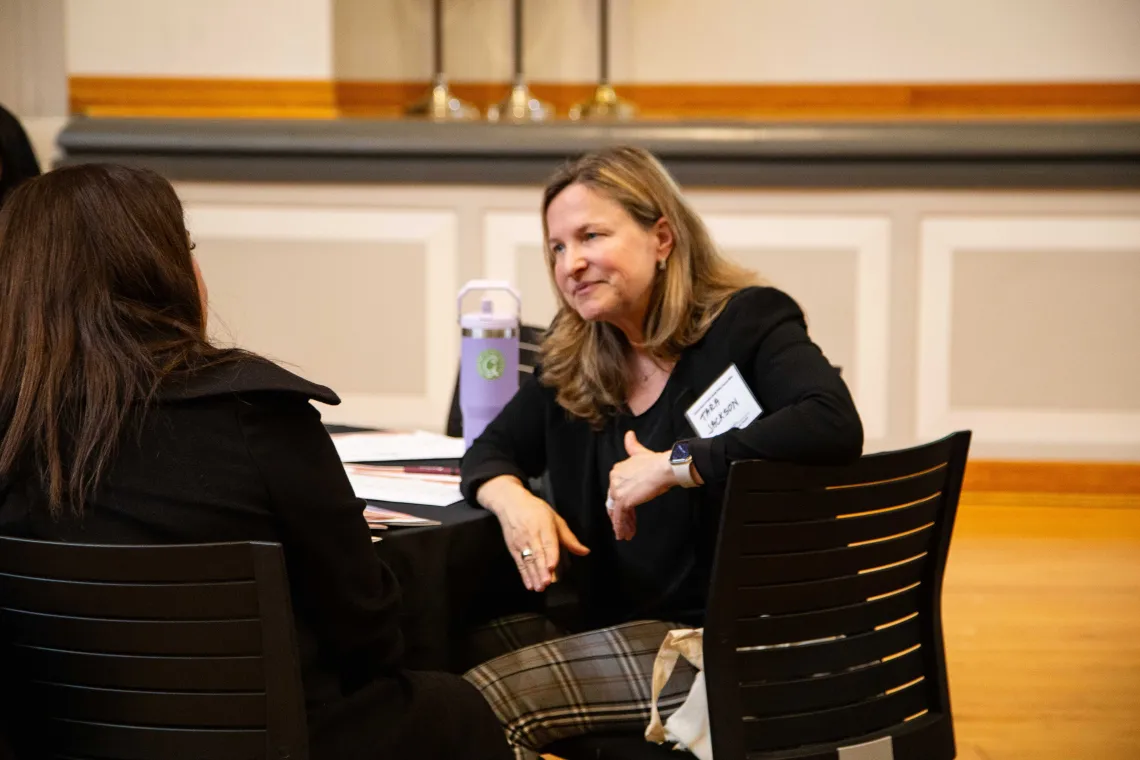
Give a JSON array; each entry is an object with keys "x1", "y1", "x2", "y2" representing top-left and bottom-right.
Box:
[
  {"x1": 0, "y1": 538, "x2": 308, "y2": 760},
  {"x1": 704, "y1": 431, "x2": 971, "y2": 760}
]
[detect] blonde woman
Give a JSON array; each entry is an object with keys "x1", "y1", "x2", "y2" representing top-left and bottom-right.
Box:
[{"x1": 462, "y1": 147, "x2": 863, "y2": 757}]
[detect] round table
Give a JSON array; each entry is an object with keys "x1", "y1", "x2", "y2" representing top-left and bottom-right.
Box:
[
  {"x1": 371, "y1": 492, "x2": 538, "y2": 672},
  {"x1": 324, "y1": 426, "x2": 541, "y2": 672}
]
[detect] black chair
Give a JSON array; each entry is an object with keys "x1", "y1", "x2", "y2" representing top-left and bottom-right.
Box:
[
  {"x1": 549, "y1": 431, "x2": 971, "y2": 760},
  {"x1": 0, "y1": 538, "x2": 309, "y2": 760},
  {"x1": 446, "y1": 323, "x2": 546, "y2": 439}
]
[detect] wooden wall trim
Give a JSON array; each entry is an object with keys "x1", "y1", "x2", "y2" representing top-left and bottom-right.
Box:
[
  {"x1": 963, "y1": 460, "x2": 1140, "y2": 495},
  {"x1": 70, "y1": 76, "x2": 1140, "y2": 120},
  {"x1": 70, "y1": 76, "x2": 340, "y2": 118}
]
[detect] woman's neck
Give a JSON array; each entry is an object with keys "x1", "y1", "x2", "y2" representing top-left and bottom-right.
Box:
[
  {"x1": 612, "y1": 318, "x2": 645, "y2": 347},
  {"x1": 624, "y1": 348, "x2": 675, "y2": 416},
  {"x1": 609, "y1": 291, "x2": 654, "y2": 347},
  {"x1": 627, "y1": 346, "x2": 674, "y2": 381}
]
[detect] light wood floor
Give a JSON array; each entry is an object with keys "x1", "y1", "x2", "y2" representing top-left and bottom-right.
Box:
[
  {"x1": 546, "y1": 494, "x2": 1140, "y2": 760},
  {"x1": 945, "y1": 494, "x2": 1140, "y2": 760}
]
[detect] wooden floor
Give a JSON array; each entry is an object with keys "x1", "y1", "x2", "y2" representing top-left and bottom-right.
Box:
[
  {"x1": 945, "y1": 494, "x2": 1140, "y2": 760},
  {"x1": 546, "y1": 493, "x2": 1140, "y2": 760}
]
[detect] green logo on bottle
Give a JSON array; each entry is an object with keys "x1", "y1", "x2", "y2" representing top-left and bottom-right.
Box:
[{"x1": 477, "y1": 349, "x2": 505, "y2": 380}]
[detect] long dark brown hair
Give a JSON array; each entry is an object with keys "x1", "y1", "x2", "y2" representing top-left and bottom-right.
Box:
[{"x1": 0, "y1": 163, "x2": 241, "y2": 515}]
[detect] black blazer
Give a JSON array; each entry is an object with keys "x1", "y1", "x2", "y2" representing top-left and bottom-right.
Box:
[
  {"x1": 0, "y1": 358, "x2": 406, "y2": 757},
  {"x1": 461, "y1": 287, "x2": 864, "y2": 626}
]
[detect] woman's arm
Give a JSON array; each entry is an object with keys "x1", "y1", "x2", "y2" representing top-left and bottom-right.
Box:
[
  {"x1": 688, "y1": 315, "x2": 864, "y2": 485},
  {"x1": 461, "y1": 373, "x2": 589, "y2": 591},
  {"x1": 460, "y1": 372, "x2": 551, "y2": 504},
  {"x1": 606, "y1": 288, "x2": 862, "y2": 538}
]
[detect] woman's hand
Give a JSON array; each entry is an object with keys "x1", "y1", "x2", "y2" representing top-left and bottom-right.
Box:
[
  {"x1": 606, "y1": 431, "x2": 675, "y2": 541},
  {"x1": 477, "y1": 475, "x2": 589, "y2": 592}
]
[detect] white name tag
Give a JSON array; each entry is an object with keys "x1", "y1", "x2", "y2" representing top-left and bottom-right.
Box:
[{"x1": 684, "y1": 364, "x2": 763, "y2": 439}]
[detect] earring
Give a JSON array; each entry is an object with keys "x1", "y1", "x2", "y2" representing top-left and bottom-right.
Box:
[{"x1": 657, "y1": 259, "x2": 667, "y2": 271}]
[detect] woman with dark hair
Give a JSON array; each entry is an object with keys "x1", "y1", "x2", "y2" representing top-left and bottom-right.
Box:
[
  {"x1": 0, "y1": 163, "x2": 511, "y2": 760},
  {"x1": 0, "y1": 103, "x2": 41, "y2": 208}
]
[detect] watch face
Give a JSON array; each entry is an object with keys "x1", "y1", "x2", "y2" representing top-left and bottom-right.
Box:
[{"x1": 671, "y1": 441, "x2": 691, "y2": 462}]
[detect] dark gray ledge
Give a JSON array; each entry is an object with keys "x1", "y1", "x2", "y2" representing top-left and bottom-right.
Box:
[{"x1": 56, "y1": 117, "x2": 1140, "y2": 188}]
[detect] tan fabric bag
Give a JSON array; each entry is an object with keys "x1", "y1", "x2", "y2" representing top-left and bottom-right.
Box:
[{"x1": 645, "y1": 628, "x2": 712, "y2": 760}]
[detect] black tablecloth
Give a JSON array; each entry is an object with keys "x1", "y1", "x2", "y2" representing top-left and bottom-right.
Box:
[
  {"x1": 325, "y1": 426, "x2": 534, "y2": 672},
  {"x1": 371, "y1": 489, "x2": 535, "y2": 672}
]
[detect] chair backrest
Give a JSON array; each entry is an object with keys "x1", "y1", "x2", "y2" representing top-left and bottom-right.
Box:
[
  {"x1": 446, "y1": 323, "x2": 546, "y2": 438},
  {"x1": 0, "y1": 538, "x2": 308, "y2": 760},
  {"x1": 704, "y1": 432, "x2": 971, "y2": 760}
]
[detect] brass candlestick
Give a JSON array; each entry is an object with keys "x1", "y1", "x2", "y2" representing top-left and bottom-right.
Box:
[
  {"x1": 406, "y1": 0, "x2": 478, "y2": 120},
  {"x1": 487, "y1": 0, "x2": 553, "y2": 123},
  {"x1": 570, "y1": 0, "x2": 636, "y2": 121}
]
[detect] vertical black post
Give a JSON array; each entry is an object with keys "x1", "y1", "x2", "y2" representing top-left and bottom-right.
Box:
[
  {"x1": 568, "y1": 0, "x2": 635, "y2": 121},
  {"x1": 598, "y1": 0, "x2": 610, "y2": 85},
  {"x1": 405, "y1": 0, "x2": 477, "y2": 119},
  {"x1": 488, "y1": 0, "x2": 552, "y2": 121},
  {"x1": 512, "y1": 0, "x2": 524, "y2": 80},
  {"x1": 433, "y1": 0, "x2": 443, "y2": 76}
]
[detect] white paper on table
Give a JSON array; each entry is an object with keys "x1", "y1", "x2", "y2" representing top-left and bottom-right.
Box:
[
  {"x1": 364, "y1": 506, "x2": 441, "y2": 527},
  {"x1": 346, "y1": 470, "x2": 463, "y2": 507},
  {"x1": 331, "y1": 431, "x2": 466, "y2": 463}
]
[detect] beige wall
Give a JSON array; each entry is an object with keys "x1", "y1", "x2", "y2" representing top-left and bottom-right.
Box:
[
  {"x1": 0, "y1": 0, "x2": 67, "y2": 167},
  {"x1": 0, "y1": 0, "x2": 66, "y2": 116},
  {"x1": 9, "y1": 1, "x2": 1140, "y2": 462},
  {"x1": 62, "y1": 0, "x2": 1140, "y2": 83},
  {"x1": 180, "y1": 181, "x2": 1140, "y2": 461},
  {"x1": 65, "y1": 0, "x2": 335, "y2": 79},
  {"x1": 949, "y1": 248, "x2": 1140, "y2": 412}
]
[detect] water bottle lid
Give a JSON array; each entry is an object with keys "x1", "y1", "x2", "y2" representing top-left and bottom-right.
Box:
[{"x1": 460, "y1": 298, "x2": 518, "y2": 330}]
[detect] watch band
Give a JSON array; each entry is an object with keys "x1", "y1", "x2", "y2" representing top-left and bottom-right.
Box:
[{"x1": 671, "y1": 457, "x2": 698, "y2": 488}]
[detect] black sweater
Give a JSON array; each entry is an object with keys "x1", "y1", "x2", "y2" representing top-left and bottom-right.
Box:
[{"x1": 460, "y1": 287, "x2": 864, "y2": 627}]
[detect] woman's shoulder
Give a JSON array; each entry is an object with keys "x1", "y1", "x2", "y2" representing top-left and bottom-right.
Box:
[
  {"x1": 712, "y1": 285, "x2": 806, "y2": 335},
  {"x1": 158, "y1": 355, "x2": 340, "y2": 406}
]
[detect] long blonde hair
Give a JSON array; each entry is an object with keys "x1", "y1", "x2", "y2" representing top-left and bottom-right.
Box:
[{"x1": 540, "y1": 146, "x2": 758, "y2": 428}]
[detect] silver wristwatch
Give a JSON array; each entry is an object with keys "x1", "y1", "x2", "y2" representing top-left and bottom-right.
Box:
[{"x1": 669, "y1": 440, "x2": 698, "y2": 488}]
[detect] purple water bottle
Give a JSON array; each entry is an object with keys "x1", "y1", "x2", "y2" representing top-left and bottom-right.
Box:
[{"x1": 459, "y1": 280, "x2": 521, "y2": 449}]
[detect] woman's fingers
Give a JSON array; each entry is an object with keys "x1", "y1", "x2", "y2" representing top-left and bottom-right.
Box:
[
  {"x1": 510, "y1": 551, "x2": 534, "y2": 591},
  {"x1": 513, "y1": 537, "x2": 544, "y2": 591},
  {"x1": 496, "y1": 494, "x2": 588, "y2": 592},
  {"x1": 541, "y1": 535, "x2": 560, "y2": 582},
  {"x1": 620, "y1": 508, "x2": 636, "y2": 540},
  {"x1": 515, "y1": 519, "x2": 558, "y2": 591},
  {"x1": 607, "y1": 489, "x2": 619, "y2": 538},
  {"x1": 606, "y1": 489, "x2": 638, "y2": 541},
  {"x1": 607, "y1": 484, "x2": 629, "y2": 540},
  {"x1": 529, "y1": 540, "x2": 551, "y2": 590},
  {"x1": 609, "y1": 501, "x2": 625, "y2": 540},
  {"x1": 523, "y1": 552, "x2": 544, "y2": 591},
  {"x1": 502, "y1": 522, "x2": 542, "y2": 591},
  {"x1": 533, "y1": 517, "x2": 560, "y2": 589},
  {"x1": 622, "y1": 507, "x2": 637, "y2": 540},
  {"x1": 513, "y1": 543, "x2": 542, "y2": 590},
  {"x1": 555, "y1": 515, "x2": 590, "y2": 556}
]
